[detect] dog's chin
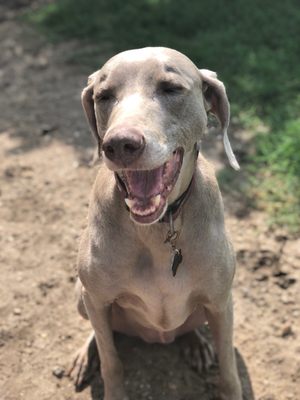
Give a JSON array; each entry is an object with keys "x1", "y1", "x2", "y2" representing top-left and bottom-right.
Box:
[{"x1": 116, "y1": 148, "x2": 184, "y2": 225}]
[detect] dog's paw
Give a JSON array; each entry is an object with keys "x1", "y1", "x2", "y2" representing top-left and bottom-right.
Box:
[
  {"x1": 67, "y1": 333, "x2": 99, "y2": 391},
  {"x1": 180, "y1": 327, "x2": 216, "y2": 374},
  {"x1": 219, "y1": 376, "x2": 243, "y2": 400}
]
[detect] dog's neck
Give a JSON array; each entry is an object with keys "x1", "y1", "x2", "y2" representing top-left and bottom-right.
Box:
[
  {"x1": 158, "y1": 147, "x2": 198, "y2": 276},
  {"x1": 159, "y1": 175, "x2": 194, "y2": 223},
  {"x1": 160, "y1": 144, "x2": 199, "y2": 222}
]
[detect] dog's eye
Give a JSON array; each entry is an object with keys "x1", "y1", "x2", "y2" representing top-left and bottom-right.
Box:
[
  {"x1": 95, "y1": 90, "x2": 115, "y2": 102},
  {"x1": 158, "y1": 81, "x2": 184, "y2": 95}
]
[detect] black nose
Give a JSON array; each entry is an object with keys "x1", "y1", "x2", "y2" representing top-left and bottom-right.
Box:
[{"x1": 102, "y1": 127, "x2": 145, "y2": 167}]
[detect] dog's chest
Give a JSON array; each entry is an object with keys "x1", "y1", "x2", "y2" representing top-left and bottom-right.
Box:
[{"x1": 116, "y1": 268, "x2": 199, "y2": 332}]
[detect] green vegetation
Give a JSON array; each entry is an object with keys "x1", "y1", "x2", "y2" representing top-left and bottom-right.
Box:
[
  {"x1": 27, "y1": 0, "x2": 300, "y2": 231},
  {"x1": 251, "y1": 118, "x2": 300, "y2": 230}
]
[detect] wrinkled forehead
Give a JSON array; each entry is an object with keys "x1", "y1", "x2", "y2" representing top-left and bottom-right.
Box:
[{"x1": 96, "y1": 47, "x2": 200, "y2": 87}]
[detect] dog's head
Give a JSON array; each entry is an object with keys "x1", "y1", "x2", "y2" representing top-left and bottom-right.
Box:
[{"x1": 82, "y1": 47, "x2": 239, "y2": 224}]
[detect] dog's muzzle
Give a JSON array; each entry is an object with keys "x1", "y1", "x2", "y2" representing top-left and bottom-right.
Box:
[{"x1": 115, "y1": 148, "x2": 184, "y2": 224}]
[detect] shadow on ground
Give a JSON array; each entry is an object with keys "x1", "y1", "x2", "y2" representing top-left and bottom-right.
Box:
[{"x1": 72, "y1": 333, "x2": 255, "y2": 400}]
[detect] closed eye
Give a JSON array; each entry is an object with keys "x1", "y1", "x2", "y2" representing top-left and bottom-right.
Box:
[
  {"x1": 158, "y1": 81, "x2": 185, "y2": 95},
  {"x1": 95, "y1": 89, "x2": 115, "y2": 102}
]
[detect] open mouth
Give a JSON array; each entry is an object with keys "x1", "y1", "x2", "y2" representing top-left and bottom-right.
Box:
[{"x1": 116, "y1": 148, "x2": 183, "y2": 224}]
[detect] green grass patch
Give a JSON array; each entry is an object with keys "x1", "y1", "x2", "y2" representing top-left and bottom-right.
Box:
[{"x1": 250, "y1": 119, "x2": 300, "y2": 231}]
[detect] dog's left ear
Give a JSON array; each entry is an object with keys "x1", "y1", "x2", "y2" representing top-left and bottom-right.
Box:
[
  {"x1": 199, "y1": 69, "x2": 240, "y2": 170},
  {"x1": 81, "y1": 71, "x2": 102, "y2": 156}
]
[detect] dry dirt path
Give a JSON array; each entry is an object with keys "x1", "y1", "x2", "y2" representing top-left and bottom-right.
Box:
[{"x1": 0, "y1": 5, "x2": 299, "y2": 400}]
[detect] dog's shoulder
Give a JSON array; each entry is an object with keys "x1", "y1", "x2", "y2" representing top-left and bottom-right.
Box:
[
  {"x1": 196, "y1": 155, "x2": 222, "y2": 199},
  {"x1": 197, "y1": 152, "x2": 217, "y2": 179},
  {"x1": 92, "y1": 162, "x2": 115, "y2": 201}
]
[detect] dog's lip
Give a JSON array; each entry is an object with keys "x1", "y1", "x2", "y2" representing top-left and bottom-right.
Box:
[{"x1": 116, "y1": 148, "x2": 184, "y2": 223}]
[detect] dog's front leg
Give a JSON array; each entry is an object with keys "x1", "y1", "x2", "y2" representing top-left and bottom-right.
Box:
[
  {"x1": 205, "y1": 295, "x2": 243, "y2": 400},
  {"x1": 83, "y1": 289, "x2": 128, "y2": 400}
]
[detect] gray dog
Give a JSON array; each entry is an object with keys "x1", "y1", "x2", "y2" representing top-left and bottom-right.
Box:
[{"x1": 69, "y1": 47, "x2": 242, "y2": 400}]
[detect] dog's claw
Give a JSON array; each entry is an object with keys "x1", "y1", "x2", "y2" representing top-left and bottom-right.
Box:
[{"x1": 180, "y1": 327, "x2": 216, "y2": 374}]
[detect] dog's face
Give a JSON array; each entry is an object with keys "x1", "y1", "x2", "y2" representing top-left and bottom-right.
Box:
[{"x1": 82, "y1": 47, "x2": 239, "y2": 224}]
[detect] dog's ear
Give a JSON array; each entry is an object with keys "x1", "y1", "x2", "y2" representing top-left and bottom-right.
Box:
[
  {"x1": 81, "y1": 71, "x2": 102, "y2": 156},
  {"x1": 199, "y1": 69, "x2": 240, "y2": 170}
]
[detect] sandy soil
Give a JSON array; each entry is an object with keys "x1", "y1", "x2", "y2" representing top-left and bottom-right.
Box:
[{"x1": 0, "y1": 3, "x2": 299, "y2": 400}]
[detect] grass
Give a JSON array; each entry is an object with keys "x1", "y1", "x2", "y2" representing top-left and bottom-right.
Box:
[
  {"x1": 250, "y1": 118, "x2": 300, "y2": 231},
  {"x1": 26, "y1": 0, "x2": 300, "y2": 231}
]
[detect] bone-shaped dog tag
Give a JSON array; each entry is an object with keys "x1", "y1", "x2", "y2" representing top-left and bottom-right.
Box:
[{"x1": 171, "y1": 248, "x2": 183, "y2": 277}]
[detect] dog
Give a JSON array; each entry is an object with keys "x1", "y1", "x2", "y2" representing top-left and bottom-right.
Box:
[{"x1": 68, "y1": 47, "x2": 242, "y2": 400}]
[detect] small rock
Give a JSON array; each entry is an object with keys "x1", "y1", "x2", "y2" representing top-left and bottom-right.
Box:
[
  {"x1": 61, "y1": 334, "x2": 72, "y2": 341},
  {"x1": 281, "y1": 325, "x2": 294, "y2": 338},
  {"x1": 168, "y1": 382, "x2": 177, "y2": 390},
  {"x1": 281, "y1": 294, "x2": 294, "y2": 305},
  {"x1": 236, "y1": 249, "x2": 248, "y2": 261},
  {"x1": 4, "y1": 167, "x2": 15, "y2": 178},
  {"x1": 40, "y1": 125, "x2": 57, "y2": 136},
  {"x1": 276, "y1": 277, "x2": 297, "y2": 290},
  {"x1": 255, "y1": 273, "x2": 268, "y2": 282},
  {"x1": 38, "y1": 280, "x2": 57, "y2": 296},
  {"x1": 275, "y1": 233, "x2": 288, "y2": 242},
  {"x1": 254, "y1": 250, "x2": 278, "y2": 270},
  {"x1": 36, "y1": 56, "x2": 49, "y2": 69},
  {"x1": 68, "y1": 275, "x2": 76, "y2": 283},
  {"x1": 13, "y1": 308, "x2": 21, "y2": 316},
  {"x1": 272, "y1": 268, "x2": 288, "y2": 277},
  {"x1": 52, "y1": 366, "x2": 65, "y2": 379}
]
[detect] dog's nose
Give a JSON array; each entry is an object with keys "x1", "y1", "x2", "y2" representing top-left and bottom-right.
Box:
[{"x1": 102, "y1": 127, "x2": 145, "y2": 167}]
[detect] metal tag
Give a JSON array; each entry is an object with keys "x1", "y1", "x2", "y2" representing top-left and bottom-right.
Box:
[{"x1": 171, "y1": 248, "x2": 183, "y2": 277}]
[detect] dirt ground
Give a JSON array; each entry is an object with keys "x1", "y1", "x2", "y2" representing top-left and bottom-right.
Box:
[{"x1": 0, "y1": 3, "x2": 299, "y2": 400}]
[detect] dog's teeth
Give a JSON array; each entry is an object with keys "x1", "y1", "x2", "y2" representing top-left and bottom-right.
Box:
[
  {"x1": 125, "y1": 198, "x2": 134, "y2": 208},
  {"x1": 152, "y1": 194, "x2": 161, "y2": 207},
  {"x1": 132, "y1": 205, "x2": 156, "y2": 216}
]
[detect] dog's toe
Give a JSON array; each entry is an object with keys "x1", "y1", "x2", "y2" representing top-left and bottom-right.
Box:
[
  {"x1": 180, "y1": 327, "x2": 216, "y2": 374},
  {"x1": 67, "y1": 333, "x2": 99, "y2": 391}
]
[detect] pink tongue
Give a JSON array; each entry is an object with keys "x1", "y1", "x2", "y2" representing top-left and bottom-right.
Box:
[{"x1": 125, "y1": 165, "x2": 164, "y2": 199}]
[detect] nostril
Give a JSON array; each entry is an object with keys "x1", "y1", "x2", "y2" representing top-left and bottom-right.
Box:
[
  {"x1": 124, "y1": 143, "x2": 139, "y2": 153},
  {"x1": 106, "y1": 145, "x2": 115, "y2": 155}
]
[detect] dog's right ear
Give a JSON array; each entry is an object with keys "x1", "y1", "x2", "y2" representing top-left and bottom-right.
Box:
[
  {"x1": 81, "y1": 71, "x2": 102, "y2": 155},
  {"x1": 199, "y1": 69, "x2": 240, "y2": 170}
]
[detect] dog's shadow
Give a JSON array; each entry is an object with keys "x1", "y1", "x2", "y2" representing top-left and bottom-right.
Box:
[{"x1": 80, "y1": 332, "x2": 254, "y2": 400}]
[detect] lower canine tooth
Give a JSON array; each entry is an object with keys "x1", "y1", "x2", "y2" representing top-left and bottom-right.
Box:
[
  {"x1": 153, "y1": 194, "x2": 161, "y2": 207},
  {"x1": 125, "y1": 198, "x2": 134, "y2": 209}
]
